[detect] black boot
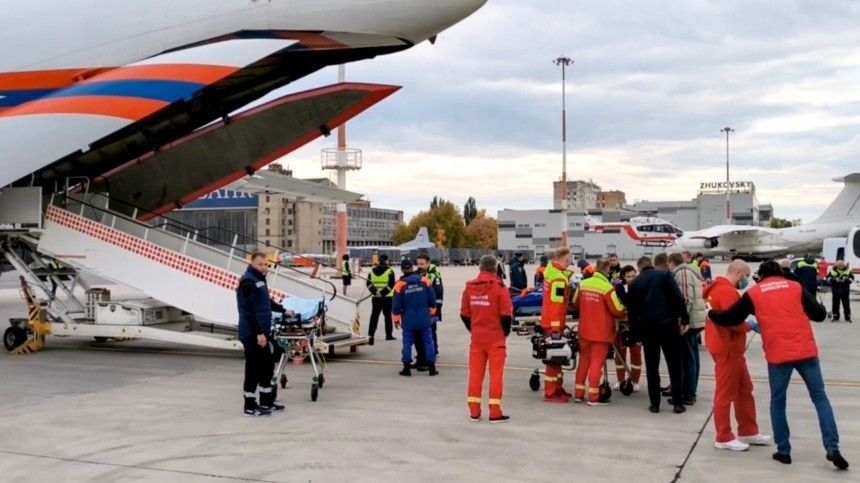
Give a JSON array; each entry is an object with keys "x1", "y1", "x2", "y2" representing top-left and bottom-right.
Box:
[
  {"x1": 399, "y1": 363, "x2": 412, "y2": 376},
  {"x1": 244, "y1": 397, "x2": 270, "y2": 417},
  {"x1": 260, "y1": 388, "x2": 284, "y2": 412},
  {"x1": 827, "y1": 451, "x2": 849, "y2": 470},
  {"x1": 772, "y1": 452, "x2": 792, "y2": 465},
  {"x1": 428, "y1": 364, "x2": 439, "y2": 376}
]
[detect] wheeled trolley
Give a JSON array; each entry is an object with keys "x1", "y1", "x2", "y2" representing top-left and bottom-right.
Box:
[{"x1": 271, "y1": 305, "x2": 328, "y2": 402}]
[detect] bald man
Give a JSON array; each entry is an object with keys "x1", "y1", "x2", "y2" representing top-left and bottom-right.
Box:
[{"x1": 704, "y1": 260, "x2": 770, "y2": 451}]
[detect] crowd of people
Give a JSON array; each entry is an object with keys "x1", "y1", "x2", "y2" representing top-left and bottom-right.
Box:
[{"x1": 234, "y1": 248, "x2": 851, "y2": 471}]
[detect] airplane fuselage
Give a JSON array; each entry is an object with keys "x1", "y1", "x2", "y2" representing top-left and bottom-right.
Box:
[
  {"x1": 1, "y1": 0, "x2": 485, "y2": 72},
  {"x1": 678, "y1": 221, "x2": 859, "y2": 257}
]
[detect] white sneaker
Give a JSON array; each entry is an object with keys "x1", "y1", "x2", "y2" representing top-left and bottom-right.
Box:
[
  {"x1": 587, "y1": 400, "x2": 610, "y2": 407},
  {"x1": 611, "y1": 382, "x2": 620, "y2": 391},
  {"x1": 633, "y1": 383, "x2": 640, "y2": 393},
  {"x1": 715, "y1": 440, "x2": 750, "y2": 452},
  {"x1": 738, "y1": 434, "x2": 772, "y2": 446}
]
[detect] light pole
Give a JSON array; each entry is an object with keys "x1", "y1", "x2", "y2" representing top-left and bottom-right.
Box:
[
  {"x1": 554, "y1": 56, "x2": 573, "y2": 248},
  {"x1": 721, "y1": 127, "x2": 734, "y2": 225}
]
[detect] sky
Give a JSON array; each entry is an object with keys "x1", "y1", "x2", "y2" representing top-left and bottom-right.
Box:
[{"x1": 272, "y1": 0, "x2": 860, "y2": 224}]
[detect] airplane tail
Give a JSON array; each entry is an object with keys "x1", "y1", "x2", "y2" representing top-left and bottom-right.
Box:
[
  {"x1": 812, "y1": 173, "x2": 860, "y2": 224},
  {"x1": 415, "y1": 227, "x2": 430, "y2": 244}
]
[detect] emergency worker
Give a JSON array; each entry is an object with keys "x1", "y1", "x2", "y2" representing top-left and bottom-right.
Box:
[
  {"x1": 341, "y1": 254, "x2": 352, "y2": 295},
  {"x1": 608, "y1": 253, "x2": 622, "y2": 282},
  {"x1": 461, "y1": 255, "x2": 513, "y2": 423},
  {"x1": 828, "y1": 260, "x2": 854, "y2": 322},
  {"x1": 572, "y1": 258, "x2": 627, "y2": 405},
  {"x1": 540, "y1": 247, "x2": 575, "y2": 402},
  {"x1": 415, "y1": 253, "x2": 443, "y2": 367},
  {"x1": 794, "y1": 254, "x2": 819, "y2": 295},
  {"x1": 237, "y1": 252, "x2": 288, "y2": 416},
  {"x1": 366, "y1": 254, "x2": 396, "y2": 344},
  {"x1": 534, "y1": 255, "x2": 549, "y2": 287},
  {"x1": 393, "y1": 258, "x2": 438, "y2": 376},
  {"x1": 509, "y1": 252, "x2": 528, "y2": 294},
  {"x1": 613, "y1": 265, "x2": 642, "y2": 391}
]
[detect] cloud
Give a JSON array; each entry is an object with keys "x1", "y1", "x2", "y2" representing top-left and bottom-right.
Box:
[{"x1": 270, "y1": 0, "x2": 860, "y2": 225}]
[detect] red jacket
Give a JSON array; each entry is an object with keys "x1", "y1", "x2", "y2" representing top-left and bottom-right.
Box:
[
  {"x1": 460, "y1": 272, "x2": 513, "y2": 345},
  {"x1": 703, "y1": 277, "x2": 750, "y2": 355},
  {"x1": 573, "y1": 272, "x2": 626, "y2": 343}
]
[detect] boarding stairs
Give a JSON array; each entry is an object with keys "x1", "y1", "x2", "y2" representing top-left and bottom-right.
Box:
[{"x1": 3, "y1": 190, "x2": 367, "y2": 353}]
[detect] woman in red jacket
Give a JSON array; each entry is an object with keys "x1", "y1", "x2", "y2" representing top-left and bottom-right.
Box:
[
  {"x1": 709, "y1": 261, "x2": 848, "y2": 471},
  {"x1": 704, "y1": 260, "x2": 770, "y2": 452}
]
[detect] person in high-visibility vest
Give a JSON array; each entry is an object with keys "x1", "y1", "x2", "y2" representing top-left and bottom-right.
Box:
[
  {"x1": 341, "y1": 254, "x2": 352, "y2": 296},
  {"x1": 366, "y1": 255, "x2": 396, "y2": 344},
  {"x1": 540, "y1": 247, "x2": 574, "y2": 402},
  {"x1": 827, "y1": 260, "x2": 854, "y2": 322}
]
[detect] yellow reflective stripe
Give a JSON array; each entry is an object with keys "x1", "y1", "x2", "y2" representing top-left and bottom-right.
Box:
[
  {"x1": 488, "y1": 399, "x2": 502, "y2": 406},
  {"x1": 615, "y1": 365, "x2": 625, "y2": 369},
  {"x1": 575, "y1": 384, "x2": 585, "y2": 389},
  {"x1": 550, "y1": 281, "x2": 567, "y2": 303},
  {"x1": 588, "y1": 388, "x2": 599, "y2": 394},
  {"x1": 550, "y1": 321, "x2": 562, "y2": 328},
  {"x1": 609, "y1": 290, "x2": 626, "y2": 312},
  {"x1": 467, "y1": 397, "x2": 482, "y2": 403},
  {"x1": 631, "y1": 365, "x2": 641, "y2": 369},
  {"x1": 544, "y1": 376, "x2": 559, "y2": 382}
]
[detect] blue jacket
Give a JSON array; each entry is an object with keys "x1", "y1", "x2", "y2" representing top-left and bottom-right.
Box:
[
  {"x1": 236, "y1": 266, "x2": 285, "y2": 341},
  {"x1": 794, "y1": 261, "x2": 819, "y2": 296},
  {"x1": 392, "y1": 273, "x2": 437, "y2": 330},
  {"x1": 509, "y1": 258, "x2": 528, "y2": 291}
]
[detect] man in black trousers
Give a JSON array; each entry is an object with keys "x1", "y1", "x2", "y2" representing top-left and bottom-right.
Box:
[
  {"x1": 626, "y1": 255, "x2": 690, "y2": 414},
  {"x1": 366, "y1": 254, "x2": 396, "y2": 344}
]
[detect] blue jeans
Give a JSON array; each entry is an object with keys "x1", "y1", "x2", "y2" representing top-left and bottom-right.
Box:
[
  {"x1": 768, "y1": 358, "x2": 840, "y2": 454},
  {"x1": 402, "y1": 327, "x2": 436, "y2": 365},
  {"x1": 682, "y1": 329, "x2": 701, "y2": 399}
]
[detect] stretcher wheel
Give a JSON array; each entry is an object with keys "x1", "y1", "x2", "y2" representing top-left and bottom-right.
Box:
[
  {"x1": 4, "y1": 326, "x2": 27, "y2": 352},
  {"x1": 598, "y1": 382, "x2": 612, "y2": 403},
  {"x1": 311, "y1": 383, "x2": 319, "y2": 402},
  {"x1": 279, "y1": 374, "x2": 288, "y2": 389},
  {"x1": 529, "y1": 372, "x2": 540, "y2": 392},
  {"x1": 318, "y1": 374, "x2": 325, "y2": 389},
  {"x1": 619, "y1": 379, "x2": 635, "y2": 396}
]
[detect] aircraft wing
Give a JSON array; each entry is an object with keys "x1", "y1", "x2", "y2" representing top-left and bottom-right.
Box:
[
  {"x1": 0, "y1": 32, "x2": 408, "y2": 189},
  {"x1": 688, "y1": 225, "x2": 771, "y2": 239},
  {"x1": 225, "y1": 170, "x2": 364, "y2": 205}
]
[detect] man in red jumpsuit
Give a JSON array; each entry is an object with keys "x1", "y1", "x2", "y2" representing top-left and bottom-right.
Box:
[
  {"x1": 704, "y1": 259, "x2": 771, "y2": 451},
  {"x1": 573, "y1": 258, "x2": 627, "y2": 405},
  {"x1": 541, "y1": 247, "x2": 574, "y2": 402},
  {"x1": 460, "y1": 255, "x2": 513, "y2": 423}
]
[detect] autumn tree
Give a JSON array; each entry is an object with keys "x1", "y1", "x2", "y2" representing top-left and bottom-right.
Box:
[
  {"x1": 391, "y1": 200, "x2": 465, "y2": 247},
  {"x1": 464, "y1": 210, "x2": 498, "y2": 249}
]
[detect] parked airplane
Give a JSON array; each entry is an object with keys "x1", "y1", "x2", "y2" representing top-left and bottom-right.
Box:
[
  {"x1": 0, "y1": 0, "x2": 487, "y2": 216},
  {"x1": 586, "y1": 216, "x2": 684, "y2": 247},
  {"x1": 675, "y1": 173, "x2": 860, "y2": 258}
]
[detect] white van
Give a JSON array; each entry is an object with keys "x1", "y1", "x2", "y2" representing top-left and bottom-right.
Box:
[{"x1": 841, "y1": 227, "x2": 860, "y2": 292}]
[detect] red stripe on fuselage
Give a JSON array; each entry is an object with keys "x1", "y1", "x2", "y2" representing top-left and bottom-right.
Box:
[
  {"x1": 0, "y1": 68, "x2": 112, "y2": 91},
  {"x1": 3, "y1": 95, "x2": 166, "y2": 120}
]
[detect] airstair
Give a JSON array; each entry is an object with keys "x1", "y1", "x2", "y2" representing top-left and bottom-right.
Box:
[{"x1": 1, "y1": 188, "x2": 368, "y2": 354}]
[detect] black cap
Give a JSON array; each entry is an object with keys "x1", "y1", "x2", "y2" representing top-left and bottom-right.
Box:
[
  {"x1": 400, "y1": 258, "x2": 413, "y2": 270},
  {"x1": 380, "y1": 254, "x2": 389, "y2": 262},
  {"x1": 515, "y1": 252, "x2": 524, "y2": 257}
]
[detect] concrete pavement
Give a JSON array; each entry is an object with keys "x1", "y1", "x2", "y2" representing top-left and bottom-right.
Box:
[{"x1": 0, "y1": 266, "x2": 857, "y2": 482}]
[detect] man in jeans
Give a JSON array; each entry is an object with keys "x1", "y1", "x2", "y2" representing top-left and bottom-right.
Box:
[{"x1": 709, "y1": 260, "x2": 849, "y2": 470}]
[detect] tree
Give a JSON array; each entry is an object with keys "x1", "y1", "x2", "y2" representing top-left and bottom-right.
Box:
[
  {"x1": 770, "y1": 217, "x2": 794, "y2": 229},
  {"x1": 464, "y1": 197, "x2": 478, "y2": 226},
  {"x1": 435, "y1": 228, "x2": 448, "y2": 248},
  {"x1": 464, "y1": 210, "x2": 498, "y2": 249},
  {"x1": 391, "y1": 200, "x2": 465, "y2": 247}
]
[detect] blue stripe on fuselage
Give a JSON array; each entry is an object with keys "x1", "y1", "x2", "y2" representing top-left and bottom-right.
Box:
[
  {"x1": 0, "y1": 89, "x2": 56, "y2": 107},
  {"x1": 49, "y1": 79, "x2": 205, "y2": 103}
]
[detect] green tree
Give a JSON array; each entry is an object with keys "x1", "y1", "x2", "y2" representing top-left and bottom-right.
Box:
[
  {"x1": 770, "y1": 217, "x2": 794, "y2": 229},
  {"x1": 391, "y1": 199, "x2": 465, "y2": 247},
  {"x1": 464, "y1": 197, "x2": 478, "y2": 226}
]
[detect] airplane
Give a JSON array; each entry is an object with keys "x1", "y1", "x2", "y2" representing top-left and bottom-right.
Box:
[
  {"x1": 674, "y1": 173, "x2": 860, "y2": 258},
  {"x1": 0, "y1": 0, "x2": 488, "y2": 216},
  {"x1": 585, "y1": 215, "x2": 684, "y2": 247}
]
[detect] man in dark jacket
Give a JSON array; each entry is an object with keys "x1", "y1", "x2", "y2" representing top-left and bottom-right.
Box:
[
  {"x1": 780, "y1": 259, "x2": 800, "y2": 283},
  {"x1": 794, "y1": 254, "x2": 819, "y2": 295},
  {"x1": 828, "y1": 259, "x2": 854, "y2": 322},
  {"x1": 708, "y1": 260, "x2": 848, "y2": 470},
  {"x1": 237, "y1": 252, "x2": 288, "y2": 416},
  {"x1": 393, "y1": 258, "x2": 438, "y2": 376},
  {"x1": 366, "y1": 255, "x2": 396, "y2": 344},
  {"x1": 626, "y1": 256, "x2": 690, "y2": 414},
  {"x1": 509, "y1": 252, "x2": 528, "y2": 294}
]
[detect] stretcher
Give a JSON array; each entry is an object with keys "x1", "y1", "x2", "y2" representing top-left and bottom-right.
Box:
[{"x1": 270, "y1": 299, "x2": 328, "y2": 402}]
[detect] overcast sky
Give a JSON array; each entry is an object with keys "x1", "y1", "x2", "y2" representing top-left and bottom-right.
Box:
[{"x1": 276, "y1": 0, "x2": 860, "y2": 224}]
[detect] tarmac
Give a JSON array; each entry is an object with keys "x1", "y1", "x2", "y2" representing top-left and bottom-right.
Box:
[{"x1": 0, "y1": 264, "x2": 857, "y2": 482}]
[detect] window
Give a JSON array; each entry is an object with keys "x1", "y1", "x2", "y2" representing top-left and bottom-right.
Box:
[
  {"x1": 265, "y1": 218, "x2": 270, "y2": 226},
  {"x1": 265, "y1": 229, "x2": 270, "y2": 236}
]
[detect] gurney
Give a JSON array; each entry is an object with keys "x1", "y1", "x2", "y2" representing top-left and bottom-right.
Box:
[
  {"x1": 511, "y1": 287, "x2": 579, "y2": 335},
  {"x1": 270, "y1": 297, "x2": 328, "y2": 402}
]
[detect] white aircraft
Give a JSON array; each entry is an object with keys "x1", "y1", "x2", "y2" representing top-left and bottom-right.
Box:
[
  {"x1": 675, "y1": 173, "x2": 860, "y2": 258},
  {"x1": 585, "y1": 215, "x2": 684, "y2": 247},
  {"x1": 0, "y1": 0, "x2": 487, "y2": 215}
]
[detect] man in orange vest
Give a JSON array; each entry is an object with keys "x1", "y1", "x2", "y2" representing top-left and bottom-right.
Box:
[
  {"x1": 461, "y1": 255, "x2": 513, "y2": 423},
  {"x1": 709, "y1": 260, "x2": 848, "y2": 470},
  {"x1": 540, "y1": 247, "x2": 574, "y2": 402},
  {"x1": 573, "y1": 258, "x2": 627, "y2": 405}
]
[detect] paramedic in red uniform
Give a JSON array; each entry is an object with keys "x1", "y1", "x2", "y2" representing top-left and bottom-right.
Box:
[
  {"x1": 460, "y1": 255, "x2": 513, "y2": 423},
  {"x1": 540, "y1": 247, "x2": 575, "y2": 402},
  {"x1": 704, "y1": 259, "x2": 770, "y2": 452},
  {"x1": 573, "y1": 258, "x2": 627, "y2": 405},
  {"x1": 709, "y1": 260, "x2": 849, "y2": 470}
]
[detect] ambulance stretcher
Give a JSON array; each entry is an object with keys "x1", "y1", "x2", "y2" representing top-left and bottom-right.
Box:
[{"x1": 270, "y1": 299, "x2": 329, "y2": 402}]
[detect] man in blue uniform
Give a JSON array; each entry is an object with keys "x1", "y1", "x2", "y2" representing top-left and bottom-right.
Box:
[
  {"x1": 393, "y1": 258, "x2": 438, "y2": 377},
  {"x1": 237, "y1": 252, "x2": 288, "y2": 416},
  {"x1": 415, "y1": 253, "x2": 444, "y2": 368}
]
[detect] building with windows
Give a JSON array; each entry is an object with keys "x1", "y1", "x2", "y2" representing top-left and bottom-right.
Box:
[
  {"x1": 597, "y1": 190, "x2": 627, "y2": 209},
  {"x1": 553, "y1": 179, "x2": 601, "y2": 210},
  {"x1": 321, "y1": 200, "x2": 403, "y2": 254},
  {"x1": 167, "y1": 190, "x2": 259, "y2": 252}
]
